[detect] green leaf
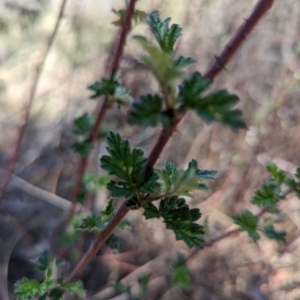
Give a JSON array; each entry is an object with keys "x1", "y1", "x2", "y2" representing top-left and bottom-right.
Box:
[
  {"x1": 147, "y1": 11, "x2": 181, "y2": 54},
  {"x1": 168, "y1": 222, "x2": 204, "y2": 248},
  {"x1": 173, "y1": 56, "x2": 197, "y2": 68},
  {"x1": 266, "y1": 162, "x2": 286, "y2": 184},
  {"x1": 118, "y1": 219, "x2": 131, "y2": 230},
  {"x1": 83, "y1": 173, "x2": 111, "y2": 192},
  {"x1": 63, "y1": 280, "x2": 86, "y2": 296},
  {"x1": 73, "y1": 113, "x2": 93, "y2": 136},
  {"x1": 101, "y1": 198, "x2": 114, "y2": 219},
  {"x1": 112, "y1": 8, "x2": 146, "y2": 27},
  {"x1": 251, "y1": 183, "x2": 278, "y2": 207},
  {"x1": 194, "y1": 90, "x2": 246, "y2": 129},
  {"x1": 133, "y1": 35, "x2": 183, "y2": 85},
  {"x1": 152, "y1": 160, "x2": 216, "y2": 199},
  {"x1": 45, "y1": 259, "x2": 57, "y2": 282},
  {"x1": 15, "y1": 278, "x2": 45, "y2": 299},
  {"x1": 233, "y1": 210, "x2": 260, "y2": 241},
  {"x1": 169, "y1": 254, "x2": 191, "y2": 288},
  {"x1": 71, "y1": 141, "x2": 93, "y2": 157},
  {"x1": 48, "y1": 287, "x2": 64, "y2": 300},
  {"x1": 179, "y1": 72, "x2": 212, "y2": 105},
  {"x1": 107, "y1": 181, "x2": 136, "y2": 198},
  {"x1": 35, "y1": 251, "x2": 50, "y2": 272},
  {"x1": 144, "y1": 196, "x2": 204, "y2": 248},
  {"x1": 76, "y1": 215, "x2": 102, "y2": 232},
  {"x1": 295, "y1": 168, "x2": 300, "y2": 181},
  {"x1": 285, "y1": 178, "x2": 300, "y2": 199},
  {"x1": 264, "y1": 225, "x2": 286, "y2": 243},
  {"x1": 100, "y1": 132, "x2": 159, "y2": 197},
  {"x1": 128, "y1": 94, "x2": 173, "y2": 127},
  {"x1": 88, "y1": 78, "x2": 118, "y2": 99},
  {"x1": 106, "y1": 234, "x2": 122, "y2": 250},
  {"x1": 143, "y1": 202, "x2": 160, "y2": 219}
]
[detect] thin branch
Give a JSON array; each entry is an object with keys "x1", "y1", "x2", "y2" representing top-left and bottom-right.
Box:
[
  {"x1": 0, "y1": 168, "x2": 88, "y2": 213},
  {"x1": 65, "y1": 0, "x2": 138, "y2": 225},
  {"x1": 205, "y1": 0, "x2": 274, "y2": 80},
  {"x1": 0, "y1": 0, "x2": 68, "y2": 200},
  {"x1": 66, "y1": 0, "x2": 274, "y2": 282},
  {"x1": 67, "y1": 201, "x2": 129, "y2": 282}
]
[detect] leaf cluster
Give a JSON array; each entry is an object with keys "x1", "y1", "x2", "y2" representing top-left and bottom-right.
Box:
[
  {"x1": 88, "y1": 78, "x2": 132, "y2": 105},
  {"x1": 15, "y1": 258, "x2": 85, "y2": 300},
  {"x1": 233, "y1": 162, "x2": 300, "y2": 243},
  {"x1": 100, "y1": 132, "x2": 160, "y2": 198},
  {"x1": 76, "y1": 198, "x2": 130, "y2": 249},
  {"x1": 169, "y1": 254, "x2": 191, "y2": 288},
  {"x1": 179, "y1": 72, "x2": 246, "y2": 129},
  {"x1": 149, "y1": 160, "x2": 216, "y2": 200},
  {"x1": 143, "y1": 196, "x2": 204, "y2": 248},
  {"x1": 129, "y1": 13, "x2": 246, "y2": 130},
  {"x1": 112, "y1": 8, "x2": 146, "y2": 28},
  {"x1": 71, "y1": 113, "x2": 94, "y2": 157}
]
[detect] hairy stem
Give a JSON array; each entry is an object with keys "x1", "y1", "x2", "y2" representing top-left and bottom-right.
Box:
[
  {"x1": 67, "y1": 0, "x2": 274, "y2": 281},
  {"x1": 0, "y1": 0, "x2": 68, "y2": 200}
]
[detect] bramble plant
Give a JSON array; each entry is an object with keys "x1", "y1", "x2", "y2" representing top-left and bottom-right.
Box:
[{"x1": 14, "y1": 0, "x2": 300, "y2": 299}]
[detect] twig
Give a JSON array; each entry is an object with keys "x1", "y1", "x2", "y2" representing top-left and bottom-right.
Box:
[
  {"x1": 0, "y1": 0, "x2": 68, "y2": 200},
  {"x1": 67, "y1": 0, "x2": 274, "y2": 282},
  {"x1": 0, "y1": 168, "x2": 88, "y2": 213},
  {"x1": 205, "y1": 0, "x2": 274, "y2": 79},
  {"x1": 65, "y1": 0, "x2": 138, "y2": 225}
]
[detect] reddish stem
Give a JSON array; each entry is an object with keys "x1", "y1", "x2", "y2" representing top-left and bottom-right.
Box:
[
  {"x1": 205, "y1": 0, "x2": 274, "y2": 80},
  {"x1": 0, "y1": 0, "x2": 68, "y2": 200}
]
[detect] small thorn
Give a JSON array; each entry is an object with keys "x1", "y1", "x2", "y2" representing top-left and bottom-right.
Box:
[
  {"x1": 242, "y1": 34, "x2": 247, "y2": 41},
  {"x1": 214, "y1": 56, "x2": 228, "y2": 71}
]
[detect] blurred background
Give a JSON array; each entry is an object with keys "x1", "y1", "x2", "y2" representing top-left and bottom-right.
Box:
[{"x1": 1, "y1": 0, "x2": 300, "y2": 299}]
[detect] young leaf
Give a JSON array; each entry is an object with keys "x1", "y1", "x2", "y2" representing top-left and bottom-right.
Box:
[
  {"x1": 285, "y1": 178, "x2": 300, "y2": 199},
  {"x1": 179, "y1": 71, "x2": 212, "y2": 105},
  {"x1": 251, "y1": 183, "x2": 278, "y2": 207},
  {"x1": 63, "y1": 280, "x2": 86, "y2": 296},
  {"x1": 152, "y1": 160, "x2": 216, "y2": 199},
  {"x1": 15, "y1": 278, "x2": 45, "y2": 299},
  {"x1": 147, "y1": 11, "x2": 181, "y2": 54},
  {"x1": 112, "y1": 8, "x2": 146, "y2": 27},
  {"x1": 71, "y1": 141, "x2": 93, "y2": 157},
  {"x1": 105, "y1": 234, "x2": 123, "y2": 250},
  {"x1": 133, "y1": 35, "x2": 183, "y2": 85},
  {"x1": 88, "y1": 78, "x2": 118, "y2": 99},
  {"x1": 173, "y1": 56, "x2": 197, "y2": 68},
  {"x1": 44, "y1": 259, "x2": 57, "y2": 282},
  {"x1": 118, "y1": 219, "x2": 131, "y2": 230},
  {"x1": 266, "y1": 161, "x2": 286, "y2": 184},
  {"x1": 73, "y1": 113, "x2": 93, "y2": 136},
  {"x1": 169, "y1": 254, "x2": 191, "y2": 288},
  {"x1": 76, "y1": 215, "x2": 102, "y2": 232},
  {"x1": 128, "y1": 94, "x2": 172, "y2": 127},
  {"x1": 233, "y1": 210, "x2": 260, "y2": 241},
  {"x1": 35, "y1": 251, "x2": 50, "y2": 272},
  {"x1": 101, "y1": 198, "x2": 114, "y2": 219},
  {"x1": 264, "y1": 225, "x2": 286, "y2": 243}
]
